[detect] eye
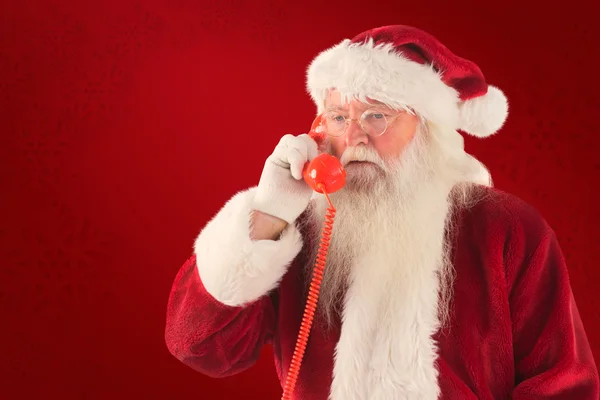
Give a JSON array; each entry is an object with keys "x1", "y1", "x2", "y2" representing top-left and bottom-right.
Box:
[
  {"x1": 363, "y1": 111, "x2": 385, "y2": 120},
  {"x1": 327, "y1": 114, "x2": 346, "y2": 123}
]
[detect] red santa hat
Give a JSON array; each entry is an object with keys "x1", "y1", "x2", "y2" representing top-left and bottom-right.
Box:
[{"x1": 306, "y1": 25, "x2": 509, "y2": 138}]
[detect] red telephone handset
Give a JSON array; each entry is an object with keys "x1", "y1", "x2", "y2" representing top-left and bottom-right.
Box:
[
  {"x1": 281, "y1": 115, "x2": 345, "y2": 400},
  {"x1": 302, "y1": 114, "x2": 346, "y2": 193}
]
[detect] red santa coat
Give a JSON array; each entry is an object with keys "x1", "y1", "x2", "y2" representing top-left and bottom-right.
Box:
[{"x1": 165, "y1": 185, "x2": 599, "y2": 399}]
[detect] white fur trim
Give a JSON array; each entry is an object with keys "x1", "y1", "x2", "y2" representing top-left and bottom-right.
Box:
[
  {"x1": 194, "y1": 187, "x2": 303, "y2": 307},
  {"x1": 306, "y1": 38, "x2": 508, "y2": 137},
  {"x1": 329, "y1": 253, "x2": 443, "y2": 399},
  {"x1": 327, "y1": 205, "x2": 448, "y2": 399},
  {"x1": 458, "y1": 85, "x2": 509, "y2": 137}
]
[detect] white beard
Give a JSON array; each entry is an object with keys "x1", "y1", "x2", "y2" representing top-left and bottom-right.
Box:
[
  {"x1": 301, "y1": 121, "x2": 489, "y2": 399},
  {"x1": 305, "y1": 124, "x2": 463, "y2": 329},
  {"x1": 306, "y1": 118, "x2": 491, "y2": 325}
]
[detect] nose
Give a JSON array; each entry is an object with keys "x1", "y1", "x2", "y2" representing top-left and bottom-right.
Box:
[{"x1": 344, "y1": 119, "x2": 369, "y2": 147}]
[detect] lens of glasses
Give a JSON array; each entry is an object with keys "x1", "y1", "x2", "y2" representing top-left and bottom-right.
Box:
[
  {"x1": 322, "y1": 109, "x2": 388, "y2": 137},
  {"x1": 322, "y1": 112, "x2": 347, "y2": 137},
  {"x1": 360, "y1": 110, "x2": 388, "y2": 137}
]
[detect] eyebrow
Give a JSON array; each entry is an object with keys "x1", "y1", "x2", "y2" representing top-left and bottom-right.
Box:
[{"x1": 325, "y1": 102, "x2": 393, "y2": 112}]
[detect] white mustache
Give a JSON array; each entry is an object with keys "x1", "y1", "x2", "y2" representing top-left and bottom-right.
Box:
[{"x1": 339, "y1": 146, "x2": 387, "y2": 169}]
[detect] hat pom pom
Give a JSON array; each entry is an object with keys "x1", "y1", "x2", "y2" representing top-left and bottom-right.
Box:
[{"x1": 458, "y1": 85, "x2": 509, "y2": 138}]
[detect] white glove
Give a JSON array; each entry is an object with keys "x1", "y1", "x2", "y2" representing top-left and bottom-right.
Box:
[{"x1": 252, "y1": 134, "x2": 319, "y2": 224}]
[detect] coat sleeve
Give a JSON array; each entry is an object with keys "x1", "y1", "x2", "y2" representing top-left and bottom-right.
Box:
[
  {"x1": 164, "y1": 188, "x2": 304, "y2": 377},
  {"x1": 508, "y1": 218, "x2": 599, "y2": 398}
]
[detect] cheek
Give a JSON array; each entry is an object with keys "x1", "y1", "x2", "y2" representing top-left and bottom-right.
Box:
[
  {"x1": 373, "y1": 131, "x2": 413, "y2": 158},
  {"x1": 372, "y1": 136, "x2": 400, "y2": 157}
]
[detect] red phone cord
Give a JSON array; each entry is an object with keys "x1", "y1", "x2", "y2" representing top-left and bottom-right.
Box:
[{"x1": 281, "y1": 184, "x2": 335, "y2": 400}]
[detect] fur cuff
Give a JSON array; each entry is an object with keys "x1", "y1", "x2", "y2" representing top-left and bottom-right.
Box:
[{"x1": 194, "y1": 187, "x2": 303, "y2": 307}]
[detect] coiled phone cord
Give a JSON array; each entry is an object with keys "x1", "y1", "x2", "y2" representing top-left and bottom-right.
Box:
[{"x1": 281, "y1": 184, "x2": 336, "y2": 400}]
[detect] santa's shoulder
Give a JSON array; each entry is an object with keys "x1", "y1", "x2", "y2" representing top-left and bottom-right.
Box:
[{"x1": 457, "y1": 184, "x2": 555, "y2": 242}]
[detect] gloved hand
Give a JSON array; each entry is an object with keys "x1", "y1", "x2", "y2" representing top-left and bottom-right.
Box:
[{"x1": 252, "y1": 133, "x2": 319, "y2": 224}]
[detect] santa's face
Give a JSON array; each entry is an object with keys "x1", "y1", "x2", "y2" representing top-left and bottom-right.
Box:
[{"x1": 323, "y1": 90, "x2": 420, "y2": 192}]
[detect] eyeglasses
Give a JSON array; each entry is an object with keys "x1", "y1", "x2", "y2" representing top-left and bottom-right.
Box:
[{"x1": 321, "y1": 108, "x2": 403, "y2": 138}]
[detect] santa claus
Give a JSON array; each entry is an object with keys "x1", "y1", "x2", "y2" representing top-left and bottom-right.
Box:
[{"x1": 164, "y1": 25, "x2": 599, "y2": 399}]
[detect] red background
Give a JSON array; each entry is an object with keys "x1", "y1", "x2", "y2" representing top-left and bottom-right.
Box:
[{"x1": 1, "y1": 0, "x2": 599, "y2": 398}]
